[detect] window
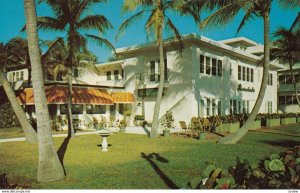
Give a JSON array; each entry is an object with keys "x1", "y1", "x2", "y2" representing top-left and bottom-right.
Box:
[
  {"x1": 279, "y1": 96, "x2": 285, "y2": 105},
  {"x1": 230, "y1": 99, "x2": 237, "y2": 114},
  {"x1": 238, "y1": 65, "x2": 241, "y2": 80},
  {"x1": 212, "y1": 99, "x2": 216, "y2": 115},
  {"x1": 286, "y1": 95, "x2": 293, "y2": 104},
  {"x1": 86, "y1": 105, "x2": 106, "y2": 114},
  {"x1": 200, "y1": 55, "x2": 205, "y2": 73},
  {"x1": 238, "y1": 100, "x2": 242, "y2": 114},
  {"x1": 217, "y1": 101, "x2": 222, "y2": 115},
  {"x1": 206, "y1": 98, "x2": 211, "y2": 116},
  {"x1": 286, "y1": 75, "x2": 292, "y2": 84},
  {"x1": 279, "y1": 75, "x2": 285, "y2": 84},
  {"x1": 122, "y1": 69, "x2": 124, "y2": 79},
  {"x1": 267, "y1": 101, "x2": 272, "y2": 114},
  {"x1": 72, "y1": 105, "x2": 83, "y2": 114},
  {"x1": 242, "y1": 100, "x2": 250, "y2": 114},
  {"x1": 206, "y1": 57, "x2": 211, "y2": 75},
  {"x1": 114, "y1": 70, "x2": 119, "y2": 80},
  {"x1": 48, "y1": 104, "x2": 57, "y2": 116},
  {"x1": 251, "y1": 69, "x2": 254, "y2": 82},
  {"x1": 16, "y1": 71, "x2": 20, "y2": 81},
  {"x1": 164, "y1": 59, "x2": 168, "y2": 81},
  {"x1": 107, "y1": 71, "x2": 111, "y2": 80},
  {"x1": 74, "y1": 68, "x2": 79, "y2": 78},
  {"x1": 150, "y1": 61, "x2": 155, "y2": 82},
  {"x1": 12, "y1": 72, "x2": 16, "y2": 82},
  {"x1": 20, "y1": 71, "x2": 24, "y2": 81},
  {"x1": 217, "y1": 60, "x2": 222, "y2": 76},
  {"x1": 212, "y1": 58, "x2": 217, "y2": 76},
  {"x1": 247, "y1": 68, "x2": 250, "y2": 81},
  {"x1": 60, "y1": 104, "x2": 68, "y2": 114},
  {"x1": 242, "y1": 67, "x2": 246, "y2": 81},
  {"x1": 268, "y1": 73, "x2": 273, "y2": 85},
  {"x1": 119, "y1": 104, "x2": 124, "y2": 114}
]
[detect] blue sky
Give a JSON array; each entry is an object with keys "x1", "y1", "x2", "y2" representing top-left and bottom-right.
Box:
[{"x1": 0, "y1": 0, "x2": 299, "y2": 63}]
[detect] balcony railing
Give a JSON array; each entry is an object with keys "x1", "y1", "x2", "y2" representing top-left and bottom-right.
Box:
[{"x1": 135, "y1": 72, "x2": 168, "y2": 85}]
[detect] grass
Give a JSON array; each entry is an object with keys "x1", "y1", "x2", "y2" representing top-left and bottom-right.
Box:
[{"x1": 0, "y1": 124, "x2": 300, "y2": 189}]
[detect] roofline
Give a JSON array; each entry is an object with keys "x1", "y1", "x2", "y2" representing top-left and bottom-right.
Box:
[
  {"x1": 95, "y1": 60, "x2": 124, "y2": 67},
  {"x1": 44, "y1": 81, "x2": 125, "y2": 89},
  {"x1": 115, "y1": 33, "x2": 283, "y2": 70},
  {"x1": 218, "y1": 37, "x2": 259, "y2": 47}
]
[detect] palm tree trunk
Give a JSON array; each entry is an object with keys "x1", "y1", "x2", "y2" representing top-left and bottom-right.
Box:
[
  {"x1": 0, "y1": 68, "x2": 37, "y2": 143},
  {"x1": 289, "y1": 61, "x2": 300, "y2": 107},
  {"x1": 67, "y1": 67, "x2": 75, "y2": 138},
  {"x1": 218, "y1": 12, "x2": 271, "y2": 144},
  {"x1": 150, "y1": 33, "x2": 165, "y2": 138},
  {"x1": 24, "y1": 0, "x2": 65, "y2": 182}
]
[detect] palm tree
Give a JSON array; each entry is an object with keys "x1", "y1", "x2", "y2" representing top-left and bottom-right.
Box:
[
  {"x1": 0, "y1": 42, "x2": 37, "y2": 143},
  {"x1": 272, "y1": 27, "x2": 300, "y2": 107},
  {"x1": 116, "y1": 0, "x2": 186, "y2": 138},
  {"x1": 41, "y1": 37, "x2": 98, "y2": 83},
  {"x1": 196, "y1": 0, "x2": 300, "y2": 144},
  {"x1": 23, "y1": 0, "x2": 65, "y2": 182},
  {"x1": 30, "y1": 0, "x2": 115, "y2": 138}
]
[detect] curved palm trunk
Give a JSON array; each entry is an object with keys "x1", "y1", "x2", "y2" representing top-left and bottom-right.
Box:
[
  {"x1": 218, "y1": 12, "x2": 270, "y2": 144},
  {"x1": 150, "y1": 35, "x2": 165, "y2": 138},
  {"x1": 289, "y1": 61, "x2": 300, "y2": 107},
  {"x1": 24, "y1": 0, "x2": 65, "y2": 182},
  {"x1": 67, "y1": 68, "x2": 75, "y2": 138},
  {"x1": 0, "y1": 68, "x2": 37, "y2": 143}
]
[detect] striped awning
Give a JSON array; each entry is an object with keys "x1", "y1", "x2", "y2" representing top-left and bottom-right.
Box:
[
  {"x1": 17, "y1": 86, "x2": 134, "y2": 105},
  {"x1": 111, "y1": 92, "x2": 135, "y2": 104}
]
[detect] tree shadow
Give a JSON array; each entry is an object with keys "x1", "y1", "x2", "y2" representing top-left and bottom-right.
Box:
[
  {"x1": 260, "y1": 139, "x2": 300, "y2": 148},
  {"x1": 96, "y1": 144, "x2": 112, "y2": 147},
  {"x1": 57, "y1": 137, "x2": 71, "y2": 175},
  {"x1": 141, "y1": 152, "x2": 179, "y2": 189}
]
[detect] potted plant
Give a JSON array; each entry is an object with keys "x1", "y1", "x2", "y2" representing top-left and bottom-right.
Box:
[
  {"x1": 134, "y1": 115, "x2": 145, "y2": 126},
  {"x1": 93, "y1": 117, "x2": 104, "y2": 130},
  {"x1": 160, "y1": 111, "x2": 174, "y2": 137},
  {"x1": 190, "y1": 117, "x2": 207, "y2": 140},
  {"x1": 119, "y1": 118, "x2": 127, "y2": 133}
]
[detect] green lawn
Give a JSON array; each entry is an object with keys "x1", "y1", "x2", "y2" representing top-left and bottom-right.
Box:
[{"x1": 0, "y1": 124, "x2": 300, "y2": 189}]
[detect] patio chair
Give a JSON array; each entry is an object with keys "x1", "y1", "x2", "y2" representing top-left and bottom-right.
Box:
[{"x1": 179, "y1": 121, "x2": 189, "y2": 135}]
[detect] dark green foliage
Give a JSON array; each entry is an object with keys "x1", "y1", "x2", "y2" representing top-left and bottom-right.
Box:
[{"x1": 188, "y1": 146, "x2": 300, "y2": 189}]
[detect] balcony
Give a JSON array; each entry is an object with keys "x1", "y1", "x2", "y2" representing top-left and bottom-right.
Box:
[{"x1": 135, "y1": 72, "x2": 168, "y2": 85}]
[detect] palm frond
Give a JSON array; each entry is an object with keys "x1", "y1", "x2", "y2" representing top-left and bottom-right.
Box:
[
  {"x1": 86, "y1": 34, "x2": 116, "y2": 54},
  {"x1": 34, "y1": 16, "x2": 65, "y2": 32},
  {"x1": 121, "y1": 0, "x2": 153, "y2": 13},
  {"x1": 278, "y1": 0, "x2": 300, "y2": 8},
  {"x1": 200, "y1": 0, "x2": 252, "y2": 30},
  {"x1": 77, "y1": 15, "x2": 113, "y2": 33},
  {"x1": 115, "y1": 10, "x2": 146, "y2": 41},
  {"x1": 290, "y1": 12, "x2": 300, "y2": 32},
  {"x1": 236, "y1": 6, "x2": 257, "y2": 33}
]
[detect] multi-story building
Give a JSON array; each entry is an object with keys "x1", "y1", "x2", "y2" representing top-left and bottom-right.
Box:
[
  {"x1": 278, "y1": 64, "x2": 300, "y2": 113},
  {"x1": 13, "y1": 34, "x2": 284, "y2": 128}
]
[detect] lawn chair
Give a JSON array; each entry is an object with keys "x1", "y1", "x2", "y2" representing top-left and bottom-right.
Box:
[{"x1": 179, "y1": 121, "x2": 189, "y2": 135}]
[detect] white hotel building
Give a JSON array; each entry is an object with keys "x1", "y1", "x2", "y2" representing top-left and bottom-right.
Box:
[{"x1": 13, "y1": 34, "x2": 284, "y2": 127}]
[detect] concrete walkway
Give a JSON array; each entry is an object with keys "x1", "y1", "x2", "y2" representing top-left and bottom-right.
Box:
[{"x1": 0, "y1": 126, "x2": 185, "y2": 143}]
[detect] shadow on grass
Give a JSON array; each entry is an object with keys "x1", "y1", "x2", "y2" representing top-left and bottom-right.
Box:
[
  {"x1": 97, "y1": 144, "x2": 112, "y2": 147},
  {"x1": 141, "y1": 152, "x2": 179, "y2": 189},
  {"x1": 57, "y1": 137, "x2": 70, "y2": 175},
  {"x1": 260, "y1": 139, "x2": 300, "y2": 148}
]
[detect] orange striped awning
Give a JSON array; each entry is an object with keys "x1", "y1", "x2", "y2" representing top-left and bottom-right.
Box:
[
  {"x1": 111, "y1": 92, "x2": 135, "y2": 103},
  {"x1": 17, "y1": 86, "x2": 135, "y2": 105},
  {"x1": 18, "y1": 86, "x2": 114, "y2": 105}
]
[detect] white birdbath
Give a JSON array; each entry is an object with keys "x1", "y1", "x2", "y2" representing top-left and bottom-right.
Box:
[{"x1": 98, "y1": 129, "x2": 112, "y2": 152}]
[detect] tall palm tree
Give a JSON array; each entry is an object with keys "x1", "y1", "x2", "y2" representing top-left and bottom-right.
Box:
[
  {"x1": 0, "y1": 42, "x2": 37, "y2": 143},
  {"x1": 195, "y1": 0, "x2": 299, "y2": 144},
  {"x1": 272, "y1": 27, "x2": 300, "y2": 107},
  {"x1": 116, "y1": 0, "x2": 187, "y2": 138},
  {"x1": 23, "y1": 0, "x2": 65, "y2": 182},
  {"x1": 29, "y1": 0, "x2": 115, "y2": 138}
]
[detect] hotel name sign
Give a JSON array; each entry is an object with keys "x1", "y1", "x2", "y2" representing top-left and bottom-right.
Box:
[{"x1": 237, "y1": 84, "x2": 255, "y2": 92}]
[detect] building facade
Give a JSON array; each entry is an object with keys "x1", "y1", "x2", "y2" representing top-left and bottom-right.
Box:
[{"x1": 9, "y1": 34, "x2": 284, "y2": 129}]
